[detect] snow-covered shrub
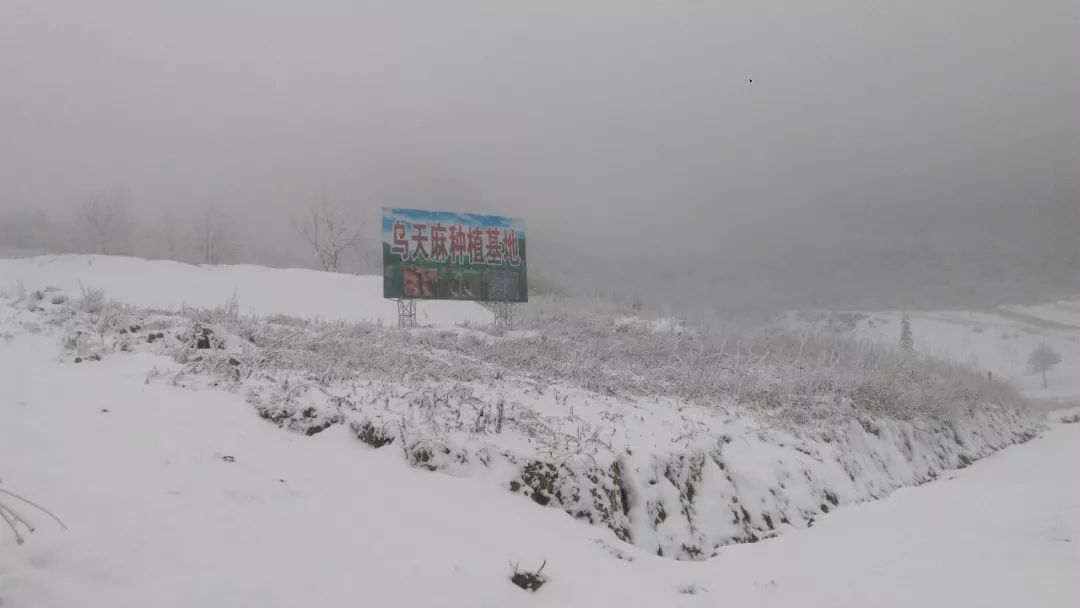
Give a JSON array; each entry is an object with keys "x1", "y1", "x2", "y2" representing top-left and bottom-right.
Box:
[
  {"x1": 76, "y1": 282, "x2": 107, "y2": 314},
  {"x1": 6, "y1": 288, "x2": 1040, "y2": 561},
  {"x1": 42, "y1": 288, "x2": 1024, "y2": 428},
  {"x1": 498, "y1": 299, "x2": 1023, "y2": 425}
]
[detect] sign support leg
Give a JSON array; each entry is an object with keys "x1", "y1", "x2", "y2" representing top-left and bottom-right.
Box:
[
  {"x1": 397, "y1": 298, "x2": 417, "y2": 328},
  {"x1": 492, "y1": 301, "x2": 513, "y2": 330}
]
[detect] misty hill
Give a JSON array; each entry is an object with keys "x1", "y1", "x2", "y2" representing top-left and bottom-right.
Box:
[
  {"x1": 533, "y1": 199, "x2": 1080, "y2": 317},
  {"x1": 4, "y1": 199, "x2": 1077, "y2": 320}
]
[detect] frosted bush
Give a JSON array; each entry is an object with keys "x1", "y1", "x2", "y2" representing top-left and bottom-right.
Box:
[
  {"x1": 76, "y1": 282, "x2": 107, "y2": 314},
  {"x1": 149, "y1": 292, "x2": 1025, "y2": 425},
  {"x1": 35, "y1": 288, "x2": 1026, "y2": 429}
]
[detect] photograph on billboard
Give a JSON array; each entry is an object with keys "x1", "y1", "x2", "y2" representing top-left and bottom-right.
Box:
[{"x1": 382, "y1": 208, "x2": 527, "y2": 302}]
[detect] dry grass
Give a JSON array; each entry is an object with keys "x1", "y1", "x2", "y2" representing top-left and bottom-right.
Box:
[
  {"x1": 32, "y1": 287, "x2": 1027, "y2": 426},
  {"x1": 168, "y1": 293, "x2": 1026, "y2": 425}
]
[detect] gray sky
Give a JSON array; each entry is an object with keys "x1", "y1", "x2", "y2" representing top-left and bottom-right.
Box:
[{"x1": 2, "y1": 1, "x2": 1078, "y2": 312}]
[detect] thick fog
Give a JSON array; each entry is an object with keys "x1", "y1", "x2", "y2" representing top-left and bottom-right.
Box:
[{"x1": 2, "y1": 1, "x2": 1078, "y2": 316}]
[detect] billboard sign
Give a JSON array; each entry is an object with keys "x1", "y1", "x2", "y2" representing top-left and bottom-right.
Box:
[{"x1": 382, "y1": 208, "x2": 527, "y2": 302}]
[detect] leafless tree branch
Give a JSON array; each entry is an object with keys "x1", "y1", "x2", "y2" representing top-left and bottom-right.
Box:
[
  {"x1": 78, "y1": 193, "x2": 129, "y2": 254},
  {"x1": 292, "y1": 199, "x2": 365, "y2": 272}
]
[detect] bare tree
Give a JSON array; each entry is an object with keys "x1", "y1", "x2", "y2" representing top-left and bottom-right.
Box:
[
  {"x1": 292, "y1": 200, "x2": 366, "y2": 272},
  {"x1": 193, "y1": 204, "x2": 233, "y2": 265},
  {"x1": 160, "y1": 208, "x2": 179, "y2": 259},
  {"x1": 1028, "y1": 343, "x2": 1062, "y2": 389},
  {"x1": 78, "y1": 193, "x2": 129, "y2": 255}
]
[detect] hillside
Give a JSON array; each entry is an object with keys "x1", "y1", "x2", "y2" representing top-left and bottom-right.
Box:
[
  {"x1": 0, "y1": 255, "x2": 492, "y2": 327},
  {"x1": 3, "y1": 255, "x2": 1074, "y2": 607},
  {"x1": 791, "y1": 303, "x2": 1080, "y2": 404},
  {"x1": 2, "y1": 319, "x2": 1076, "y2": 608}
]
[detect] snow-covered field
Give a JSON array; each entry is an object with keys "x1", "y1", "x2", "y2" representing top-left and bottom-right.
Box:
[
  {"x1": 1005, "y1": 298, "x2": 1080, "y2": 329},
  {"x1": 791, "y1": 307, "x2": 1080, "y2": 402},
  {"x1": 0, "y1": 255, "x2": 492, "y2": 327},
  {"x1": 2, "y1": 255, "x2": 1074, "y2": 606},
  {"x1": 1, "y1": 327, "x2": 1076, "y2": 607}
]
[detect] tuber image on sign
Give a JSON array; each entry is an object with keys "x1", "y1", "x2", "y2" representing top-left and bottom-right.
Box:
[{"x1": 382, "y1": 208, "x2": 528, "y2": 302}]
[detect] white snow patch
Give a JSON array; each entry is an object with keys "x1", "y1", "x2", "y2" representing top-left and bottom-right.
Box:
[
  {"x1": 1004, "y1": 298, "x2": 1080, "y2": 328},
  {"x1": 614, "y1": 315, "x2": 692, "y2": 336},
  {"x1": 0, "y1": 254, "x2": 492, "y2": 327}
]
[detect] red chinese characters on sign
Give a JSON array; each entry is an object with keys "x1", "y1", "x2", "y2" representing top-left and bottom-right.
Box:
[
  {"x1": 485, "y1": 228, "x2": 502, "y2": 265},
  {"x1": 393, "y1": 221, "x2": 520, "y2": 265},
  {"x1": 502, "y1": 229, "x2": 521, "y2": 266},
  {"x1": 430, "y1": 223, "x2": 449, "y2": 262},
  {"x1": 391, "y1": 220, "x2": 409, "y2": 260},
  {"x1": 410, "y1": 223, "x2": 429, "y2": 260},
  {"x1": 467, "y1": 227, "x2": 486, "y2": 265},
  {"x1": 449, "y1": 225, "x2": 467, "y2": 263}
]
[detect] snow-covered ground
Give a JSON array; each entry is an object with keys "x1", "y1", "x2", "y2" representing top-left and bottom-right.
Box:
[
  {"x1": 791, "y1": 307, "x2": 1080, "y2": 402},
  {"x1": 0, "y1": 278, "x2": 1038, "y2": 559},
  {"x1": 0, "y1": 255, "x2": 492, "y2": 327},
  {"x1": 1, "y1": 327, "x2": 1076, "y2": 607},
  {"x1": 1005, "y1": 297, "x2": 1080, "y2": 329},
  {"x1": 1, "y1": 255, "x2": 1073, "y2": 606}
]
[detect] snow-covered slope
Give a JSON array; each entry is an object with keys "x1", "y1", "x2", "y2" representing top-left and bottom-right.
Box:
[
  {"x1": 1, "y1": 325, "x2": 1076, "y2": 607},
  {"x1": 1005, "y1": 298, "x2": 1080, "y2": 329},
  {"x1": 1, "y1": 257, "x2": 1040, "y2": 554},
  {"x1": 2, "y1": 255, "x2": 1068, "y2": 606},
  {"x1": 792, "y1": 308, "x2": 1080, "y2": 402},
  {"x1": 0, "y1": 255, "x2": 492, "y2": 327}
]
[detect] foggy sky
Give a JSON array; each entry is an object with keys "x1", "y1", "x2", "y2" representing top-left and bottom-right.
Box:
[{"x1": 2, "y1": 1, "x2": 1078, "y2": 313}]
